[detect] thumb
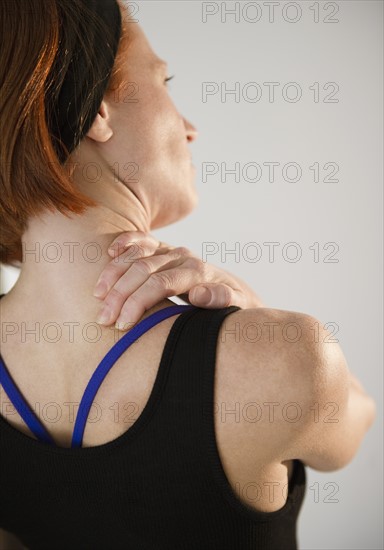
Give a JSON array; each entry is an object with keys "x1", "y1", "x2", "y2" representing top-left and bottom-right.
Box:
[
  {"x1": 190, "y1": 286, "x2": 212, "y2": 305},
  {"x1": 190, "y1": 284, "x2": 232, "y2": 308}
]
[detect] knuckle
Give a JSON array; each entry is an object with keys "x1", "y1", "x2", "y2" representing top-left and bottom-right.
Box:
[
  {"x1": 175, "y1": 246, "x2": 192, "y2": 257},
  {"x1": 124, "y1": 293, "x2": 141, "y2": 308},
  {"x1": 104, "y1": 286, "x2": 125, "y2": 306},
  {"x1": 149, "y1": 272, "x2": 175, "y2": 294},
  {"x1": 187, "y1": 256, "x2": 207, "y2": 275},
  {"x1": 131, "y1": 258, "x2": 152, "y2": 275}
]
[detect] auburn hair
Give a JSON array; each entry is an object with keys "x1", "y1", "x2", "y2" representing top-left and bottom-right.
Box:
[{"x1": 0, "y1": 0, "x2": 131, "y2": 267}]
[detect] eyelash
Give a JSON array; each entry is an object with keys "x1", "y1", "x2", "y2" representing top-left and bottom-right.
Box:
[{"x1": 165, "y1": 75, "x2": 175, "y2": 86}]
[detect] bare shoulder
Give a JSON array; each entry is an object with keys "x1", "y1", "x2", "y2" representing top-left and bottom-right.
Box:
[
  {"x1": 214, "y1": 306, "x2": 374, "y2": 473},
  {"x1": 215, "y1": 306, "x2": 322, "y2": 387},
  {"x1": 214, "y1": 307, "x2": 328, "y2": 465}
]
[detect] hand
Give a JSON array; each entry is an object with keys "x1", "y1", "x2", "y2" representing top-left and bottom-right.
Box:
[{"x1": 93, "y1": 231, "x2": 265, "y2": 330}]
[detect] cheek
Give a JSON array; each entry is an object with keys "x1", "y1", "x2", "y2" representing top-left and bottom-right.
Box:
[
  {"x1": 112, "y1": 89, "x2": 184, "y2": 168},
  {"x1": 139, "y1": 88, "x2": 182, "y2": 138},
  {"x1": 139, "y1": 112, "x2": 183, "y2": 166}
]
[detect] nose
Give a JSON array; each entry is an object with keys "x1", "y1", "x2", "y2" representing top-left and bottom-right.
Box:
[{"x1": 184, "y1": 117, "x2": 198, "y2": 143}]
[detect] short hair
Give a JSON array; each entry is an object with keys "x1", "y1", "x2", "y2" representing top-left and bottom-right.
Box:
[{"x1": 0, "y1": 0, "x2": 131, "y2": 266}]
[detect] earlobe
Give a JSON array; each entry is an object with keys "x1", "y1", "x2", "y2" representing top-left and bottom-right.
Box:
[{"x1": 86, "y1": 101, "x2": 113, "y2": 143}]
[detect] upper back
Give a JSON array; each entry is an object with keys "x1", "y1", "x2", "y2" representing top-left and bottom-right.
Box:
[
  {"x1": 0, "y1": 295, "x2": 314, "y2": 464},
  {"x1": 0, "y1": 294, "x2": 311, "y2": 451},
  {"x1": 0, "y1": 300, "x2": 308, "y2": 548},
  {"x1": 0, "y1": 296, "x2": 187, "y2": 447}
]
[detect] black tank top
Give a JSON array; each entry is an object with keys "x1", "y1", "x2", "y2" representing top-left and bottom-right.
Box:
[{"x1": 0, "y1": 295, "x2": 306, "y2": 549}]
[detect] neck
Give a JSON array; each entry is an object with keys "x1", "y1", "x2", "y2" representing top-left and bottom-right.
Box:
[{"x1": 8, "y1": 201, "x2": 151, "y2": 325}]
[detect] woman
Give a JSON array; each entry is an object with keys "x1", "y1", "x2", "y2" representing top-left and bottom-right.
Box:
[{"x1": 0, "y1": 1, "x2": 376, "y2": 549}]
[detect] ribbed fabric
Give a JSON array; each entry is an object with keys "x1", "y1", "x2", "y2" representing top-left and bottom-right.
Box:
[{"x1": 0, "y1": 296, "x2": 306, "y2": 549}]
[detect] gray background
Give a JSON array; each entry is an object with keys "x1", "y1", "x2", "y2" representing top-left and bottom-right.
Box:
[{"x1": 1, "y1": 1, "x2": 382, "y2": 548}]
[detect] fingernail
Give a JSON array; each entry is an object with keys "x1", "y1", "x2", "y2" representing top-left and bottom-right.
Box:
[
  {"x1": 108, "y1": 241, "x2": 122, "y2": 255},
  {"x1": 93, "y1": 280, "x2": 108, "y2": 298},
  {"x1": 115, "y1": 318, "x2": 133, "y2": 331},
  {"x1": 96, "y1": 307, "x2": 112, "y2": 325},
  {"x1": 193, "y1": 286, "x2": 211, "y2": 304}
]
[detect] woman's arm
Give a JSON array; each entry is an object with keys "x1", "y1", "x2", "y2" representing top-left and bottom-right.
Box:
[
  {"x1": 93, "y1": 231, "x2": 265, "y2": 329},
  {"x1": 284, "y1": 324, "x2": 377, "y2": 472}
]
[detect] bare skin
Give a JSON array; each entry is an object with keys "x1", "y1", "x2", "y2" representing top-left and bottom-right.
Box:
[
  {"x1": 0, "y1": 302, "x2": 295, "y2": 515},
  {"x1": 1, "y1": 300, "x2": 375, "y2": 520},
  {"x1": 0, "y1": 1, "x2": 376, "y2": 546}
]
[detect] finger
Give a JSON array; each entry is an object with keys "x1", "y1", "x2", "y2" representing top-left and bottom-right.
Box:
[
  {"x1": 152, "y1": 241, "x2": 176, "y2": 255},
  {"x1": 112, "y1": 254, "x2": 214, "y2": 330},
  {"x1": 94, "y1": 240, "x2": 160, "y2": 299},
  {"x1": 95, "y1": 251, "x2": 188, "y2": 326},
  {"x1": 95, "y1": 243, "x2": 191, "y2": 301},
  {"x1": 113, "y1": 279, "x2": 245, "y2": 331},
  {"x1": 114, "y1": 275, "x2": 176, "y2": 331},
  {"x1": 189, "y1": 284, "x2": 231, "y2": 308},
  {"x1": 114, "y1": 262, "x2": 204, "y2": 330},
  {"x1": 107, "y1": 231, "x2": 159, "y2": 258}
]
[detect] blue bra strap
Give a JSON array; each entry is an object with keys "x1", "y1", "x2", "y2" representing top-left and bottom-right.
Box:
[
  {"x1": 0, "y1": 356, "x2": 56, "y2": 446},
  {"x1": 71, "y1": 304, "x2": 196, "y2": 448}
]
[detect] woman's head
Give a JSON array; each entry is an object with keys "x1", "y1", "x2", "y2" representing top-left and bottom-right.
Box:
[{"x1": 0, "y1": 0, "x2": 198, "y2": 267}]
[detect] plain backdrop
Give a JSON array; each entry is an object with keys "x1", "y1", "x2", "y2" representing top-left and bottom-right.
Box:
[{"x1": 1, "y1": 1, "x2": 383, "y2": 549}]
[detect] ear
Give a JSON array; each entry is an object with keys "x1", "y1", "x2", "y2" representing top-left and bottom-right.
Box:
[{"x1": 86, "y1": 100, "x2": 113, "y2": 142}]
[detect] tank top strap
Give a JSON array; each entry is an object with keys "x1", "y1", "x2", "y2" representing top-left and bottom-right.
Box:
[
  {"x1": 0, "y1": 303, "x2": 196, "y2": 448},
  {"x1": 0, "y1": 355, "x2": 56, "y2": 445},
  {"x1": 72, "y1": 304, "x2": 196, "y2": 447}
]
